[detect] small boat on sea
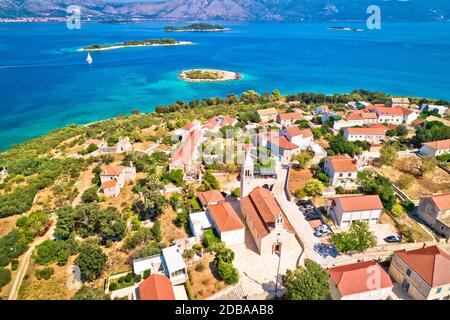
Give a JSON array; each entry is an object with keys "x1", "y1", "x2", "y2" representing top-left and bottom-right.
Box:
[{"x1": 86, "y1": 53, "x2": 93, "y2": 64}]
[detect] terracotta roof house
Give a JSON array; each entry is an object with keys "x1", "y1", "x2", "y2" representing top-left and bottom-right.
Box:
[
  {"x1": 389, "y1": 245, "x2": 450, "y2": 300},
  {"x1": 420, "y1": 139, "x2": 450, "y2": 157},
  {"x1": 257, "y1": 108, "x2": 278, "y2": 122},
  {"x1": 240, "y1": 186, "x2": 297, "y2": 255},
  {"x1": 323, "y1": 155, "x2": 358, "y2": 188},
  {"x1": 276, "y1": 112, "x2": 302, "y2": 126},
  {"x1": 98, "y1": 164, "x2": 136, "y2": 197},
  {"x1": 197, "y1": 190, "x2": 225, "y2": 208},
  {"x1": 325, "y1": 195, "x2": 384, "y2": 227},
  {"x1": 137, "y1": 274, "x2": 175, "y2": 300},
  {"x1": 268, "y1": 126, "x2": 314, "y2": 161},
  {"x1": 328, "y1": 260, "x2": 393, "y2": 300},
  {"x1": 417, "y1": 193, "x2": 450, "y2": 241},
  {"x1": 389, "y1": 97, "x2": 410, "y2": 108},
  {"x1": 207, "y1": 202, "x2": 245, "y2": 246},
  {"x1": 203, "y1": 115, "x2": 237, "y2": 131},
  {"x1": 344, "y1": 127, "x2": 388, "y2": 143}
]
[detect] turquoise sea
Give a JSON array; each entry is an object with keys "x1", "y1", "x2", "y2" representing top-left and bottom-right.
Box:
[{"x1": 0, "y1": 21, "x2": 450, "y2": 150}]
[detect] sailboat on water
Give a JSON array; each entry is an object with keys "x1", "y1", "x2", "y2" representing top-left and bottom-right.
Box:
[{"x1": 86, "y1": 53, "x2": 93, "y2": 64}]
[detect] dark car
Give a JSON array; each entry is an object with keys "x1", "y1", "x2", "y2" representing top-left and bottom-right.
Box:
[
  {"x1": 384, "y1": 235, "x2": 401, "y2": 243},
  {"x1": 305, "y1": 212, "x2": 321, "y2": 221},
  {"x1": 297, "y1": 200, "x2": 310, "y2": 206},
  {"x1": 263, "y1": 184, "x2": 270, "y2": 190}
]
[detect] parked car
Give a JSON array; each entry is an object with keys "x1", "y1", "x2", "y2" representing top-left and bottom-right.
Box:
[
  {"x1": 263, "y1": 184, "x2": 270, "y2": 190},
  {"x1": 384, "y1": 235, "x2": 401, "y2": 243},
  {"x1": 306, "y1": 212, "x2": 321, "y2": 221},
  {"x1": 296, "y1": 200, "x2": 310, "y2": 206},
  {"x1": 314, "y1": 230, "x2": 328, "y2": 237},
  {"x1": 315, "y1": 225, "x2": 330, "y2": 233}
]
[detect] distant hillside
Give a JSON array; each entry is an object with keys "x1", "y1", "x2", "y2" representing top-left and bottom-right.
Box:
[{"x1": 1, "y1": 0, "x2": 449, "y2": 21}]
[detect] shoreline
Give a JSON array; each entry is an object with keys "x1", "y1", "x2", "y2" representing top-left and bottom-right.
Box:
[
  {"x1": 79, "y1": 41, "x2": 194, "y2": 52},
  {"x1": 178, "y1": 69, "x2": 242, "y2": 82}
]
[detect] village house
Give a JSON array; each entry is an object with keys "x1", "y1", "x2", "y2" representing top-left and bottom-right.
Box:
[
  {"x1": 420, "y1": 103, "x2": 449, "y2": 116},
  {"x1": 389, "y1": 245, "x2": 450, "y2": 300},
  {"x1": 343, "y1": 127, "x2": 387, "y2": 143},
  {"x1": 389, "y1": 97, "x2": 410, "y2": 108},
  {"x1": 325, "y1": 195, "x2": 384, "y2": 227},
  {"x1": 136, "y1": 274, "x2": 175, "y2": 300},
  {"x1": 0, "y1": 167, "x2": 8, "y2": 184},
  {"x1": 373, "y1": 107, "x2": 418, "y2": 125},
  {"x1": 347, "y1": 101, "x2": 372, "y2": 110},
  {"x1": 203, "y1": 115, "x2": 237, "y2": 132},
  {"x1": 169, "y1": 129, "x2": 204, "y2": 180},
  {"x1": 267, "y1": 126, "x2": 314, "y2": 161},
  {"x1": 417, "y1": 193, "x2": 450, "y2": 241},
  {"x1": 207, "y1": 202, "x2": 246, "y2": 246},
  {"x1": 419, "y1": 139, "x2": 450, "y2": 157},
  {"x1": 98, "y1": 164, "x2": 136, "y2": 197},
  {"x1": 323, "y1": 155, "x2": 358, "y2": 188},
  {"x1": 256, "y1": 107, "x2": 278, "y2": 122},
  {"x1": 189, "y1": 211, "x2": 212, "y2": 241},
  {"x1": 197, "y1": 190, "x2": 225, "y2": 209},
  {"x1": 343, "y1": 110, "x2": 379, "y2": 126},
  {"x1": 328, "y1": 260, "x2": 393, "y2": 300},
  {"x1": 174, "y1": 120, "x2": 202, "y2": 139},
  {"x1": 276, "y1": 112, "x2": 302, "y2": 126}
]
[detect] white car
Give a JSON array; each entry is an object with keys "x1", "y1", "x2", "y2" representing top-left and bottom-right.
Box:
[{"x1": 315, "y1": 225, "x2": 330, "y2": 233}]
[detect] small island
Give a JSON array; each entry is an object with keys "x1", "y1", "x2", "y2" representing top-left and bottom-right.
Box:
[
  {"x1": 164, "y1": 23, "x2": 231, "y2": 32},
  {"x1": 80, "y1": 38, "x2": 193, "y2": 51},
  {"x1": 179, "y1": 69, "x2": 242, "y2": 82}
]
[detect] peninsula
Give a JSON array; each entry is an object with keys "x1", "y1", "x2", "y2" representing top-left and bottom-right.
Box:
[
  {"x1": 80, "y1": 38, "x2": 193, "y2": 51},
  {"x1": 164, "y1": 23, "x2": 230, "y2": 32},
  {"x1": 178, "y1": 69, "x2": 242, "y2": 82}
]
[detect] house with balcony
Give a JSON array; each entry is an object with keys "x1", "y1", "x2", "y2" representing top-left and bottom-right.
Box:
[
  {"x1": 389, "y1": 245, "x2": 450, "y2": 300},
  {"x1": 323, "y1": 155, "x2": 358, "y2": 188}
]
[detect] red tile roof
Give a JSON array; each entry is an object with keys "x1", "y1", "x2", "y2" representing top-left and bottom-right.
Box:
[
  {"x1": 345, "y1": 111, "x2": 378, "y2": 121},
  {"x1": 99, "y1": 180, "x2": 118, "y2": 190},
  {"x1": 285, "y1": 126, "x2": 313, "y2": 138},
  {"x1": 241, "y1": 187, "x2": 295, "y2": 238},
  {"x1": 101, "y1": 165, "x2": 123, "y2": 176},
  {"x1": 268, "y1": 135, "x2": 299, "y2": 150},
  {"x1": 421, "y1": 192, "x2": 450, "y2": 211},
  {"x1": 138, "y1": 274, "x2": 175, "y2": 300},
  {"x1": 257, "y1": 108, "x2": 278, "y2": 116},
  {"x1": 422, "y1": 139, "x2": 450, "y2": 151},
  {"x1": 327, "y1": 155, "x2": 357, "y2": 173},
  {"x1": 170, "y1": 129, "x2": 203, "y2": 166},
  {"x1": 395, "y1": 245, "x2": 450, "y2": 287},
  {"x1": 375, "y1": 107, "x2": 405, "y2": 116},
  {"x1": 345, "y1": 127, "x2": 388, "y2": 136},
  {"x1": 278, "y1": 112, "x2": 302, "y2": 121},
  {"x1": 208, "y1": 202, "x2": 245, "y2": 232},
  {"x1": 332, "y1": 195, "x2": 384, "y2": 212},
  {"x1": 328, "y1": 260, "x2": 393, "y2": 296},
  {"x1": 197, "y1": 190, "x2": 225, "y2": 207}
]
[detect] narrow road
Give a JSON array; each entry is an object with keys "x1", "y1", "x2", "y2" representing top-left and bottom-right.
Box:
[{"x1": 8, "y1": 215, "x2": 56, "y2": 300}]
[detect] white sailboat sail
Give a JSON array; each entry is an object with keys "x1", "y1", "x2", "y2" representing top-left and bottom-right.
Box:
[{"x1": 86, "y1": 53, "x2": 93, "y2": 64}]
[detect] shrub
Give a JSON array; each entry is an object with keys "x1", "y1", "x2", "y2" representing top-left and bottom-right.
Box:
[
  {"x1": 81, "y1": 186, "x2": 99, "y2": 203},
  {"x1": 391, "y1": 204, "x2": 405, "y2": 218},
  {"x1": 217, "y1": 260, "x2": 239, "y2": 285},
  {"x1": 303, "y1": 179, "x2": 323, "y2": 197},
  {"x1": 134, "y1": 274, "x2": 142, "y2": 283},
  {"x1": 231, "y1": 188, "x2": 240, "y2": 198},
  {"x1": 203, "y1": 229, "x2": 221, "y2": 248},
  {"x1": 109, "y1": 282, "x2": 118, "y2": 291},
  {"x1": 401, "y1": 199, "x2": 415, "y2": 212},
  {"x1": 192, "y1": 243, "x2": 203, "y2": 251},
  {"x1": 397, "y1": 173, "x2": 414, "y2": 190},
  {"x1": 331, "y1": 221, "x2": 377, "y2": 253},
  {"x1": 125, "y1": 272, "x2": 133, "y2": 283},
  {"x1": 35, "y1": 267, "x2": 54, "y2": 280},
  {"x1": 0, "y1": 268, "x2": 12, "y2": 290},
  {"x1": 11, "y1": 259, "x2": 19, "y2": 271},
  {"x1": 195, "y1": 262, "x2": 205, "y2": 272},
  {"x1": 35, "y1": 239, "x2": 69, "y2": 266},
  {"x1": 143, "y1": 269, "x2": 151, "y2": 279}
]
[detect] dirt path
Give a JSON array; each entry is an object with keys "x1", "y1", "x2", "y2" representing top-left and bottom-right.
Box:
[{"x1": 8, "y1": 214, "x2": 57, "y2": 300}]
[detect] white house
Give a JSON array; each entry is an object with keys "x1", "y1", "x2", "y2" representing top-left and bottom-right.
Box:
[
  {"x1": 280, "y1": 126, "x2": 314, "y2": 149},
  {"x1": 417, "y1": 193, "x2": 450, "y2": 241},
  {"x1": 207, "y1": 202, "x2": 246, "y2": 246},
  {"x1": 421, "y1": 104, "x2": 449, "y2": 116},
  {"x1": 189, "y1": 211, "x2": 212, "y2": 240},
  {"x1": 420, "y1": 139, "x2": 450, "y2": 157},
  {"x1": 326, "y1": 195, "x2": 384, "y2": 227},
  {"x1": 328, "y1": 260, "x2": 393, "y2": 300},
  {"x1": 257, "y1": 108, "x2": 278, "y2": 122},
  {"x1": 344, "y1": 127, "x2": 387, "y2": 143},
  {"x1": 323, "y1": 155, "x2": 358, "y2": 188},
  {"x1": 98, "y1": 164, "x2": 136, "y2": 197}
]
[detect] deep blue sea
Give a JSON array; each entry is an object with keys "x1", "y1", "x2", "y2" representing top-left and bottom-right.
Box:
[{"x1": 0, "y1": 21, "x2": 450, "y2": 150}]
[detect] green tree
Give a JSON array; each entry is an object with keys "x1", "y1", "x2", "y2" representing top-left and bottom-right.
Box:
[
  {"x1": 303, "y1": 179, "x2": 324, "y2": 197},
  {"x1": 331, "y1": 221, "x2": 377, "y2": 253},
  {"x1": 72, "y1": 285, "x2": 111, "y2": 300},
  {"x1": 379, "y1": 145, "x2": 398, "y2": 166},
  {"x1": 391, "y1": 203, "x2": 405, "y2": 218},
  {"x1": 397, "y1": 173, "x2": 414, "y2": 190},
  {"x1": 81, "y1": 186, "x2": 99, "y2": 203},
  {"x1": 216, "y1": 260, "x2": 239, "y2": 285},
  {"x1": 0, "y1": 268, "x2": 11, "y2": 290},
  {"x1": 292, "y1": 151, "x2": 312, "y2": 169},
  {"x1": 283, "y1": 259, "x2": 329, "y2": 300},
  {"x1": 418, "y1": 157, "x2": 436, "y2": 176},
  {"x1": 75, "y1": 242, "x2": 107, "y2": 281}
]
